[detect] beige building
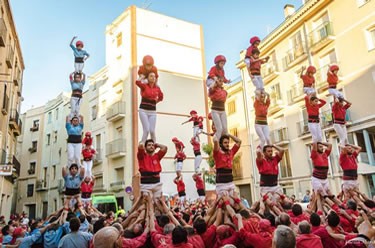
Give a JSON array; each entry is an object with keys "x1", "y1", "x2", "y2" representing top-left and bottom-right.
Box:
[
  {"x1": 0, "y1": 0, "x2": 25, "y2": 219},
  {"x1": 235, "y1": 0, "x2": 375, "y2": 201},
  {"x1": 88, "y1": 6, "x2": 209, "y2": 210},
  {"x1": 16, "y1": 92, "x2": 89, "y2": 218}
]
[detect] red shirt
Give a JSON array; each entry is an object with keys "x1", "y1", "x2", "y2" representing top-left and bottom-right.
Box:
[
  {"x1": 137, "y1": 147, "x2": 166, "y2": 174},
  {"x1": 82, "y1": 148, "x2": 96, "y2": 160},
  {"x1": 187, "y1": 235, "x2": 205, "y2": 248},
  {"x1": 194, "y1": 175, "x2": 204, "y2": 190},
  {"x1": 296, "y1": 234, "x2": 324, "y2": 248},
  {"x1": 305, "y1": 96, "x2": 326, "y2": 117},
  {"x1": 191, "y1": 139, "x2": 200, "y2": 152},
  {"x1": 121, "y1": 233, "x2": 148, "y2": 248},
  {"x1": 166, "y1": 243, "x2": 193, "y2": 248},
  {"x1": 174, "y1": 141, "x2": 185, "y2": 151},
  {"x1": 208, "y1": 66, "x2": 229, "y2": 83},
  {"x1": 311, "y1": 149, "x2": 331, "y2": 179},
  {"x1": 327, "y1": 72, "x2": 339, "y2": 87},
  {"x1": 208, "y1": 87, "x2": 228, "y2": 102},
  {"x1": 200, "y1": 225, "x2": 216, "y2": 248},
  {"x1": 81, "y1": 181, "x2": 94, "y2": 193},
  {"x1": 138, "y1": 65, "x2": 159, "y2": 78},
  {"x1": 174, "y1": 179, "x2": 185, "y2": 193},
  {"x1": 213, "y1": 144, "x2": 240, "y2": 169},
  {"x1": 175, "y1": 151, "x2": 186, "y2": 161},
  {"x1": 254, "y1": 98, "x2": 270, "y2": 124},
  {"x1": 135, "y1": 80, "x2": 163, "y2": 102},
  {"x1": 332, "y1": 102, "x2": 351, "y2": 124},
  {"x1": 151, "y1": 231, "x2": 171, "y2": 248},
  {"x1": 82, "y1": 137, "x2": 92, "y2": 146},
  {"x1": 256, "y1": 154, "x2": 282, "y2": 175},
  {"x1": 301, "y1": 74, "x2": 315, "y2": 87},
  {"x1": 289, "y1": 212, "x2": 310, "y2": 225},
  {"x1": 239, "y1": 228, "x2": 272, "y2": 248},
  {"x1": 188, "y1": 116, "x2": 204, "y2": 128},
  {"x1": 213, "y1": 230, "x2": 239, "y2": 248},
  {"x1": 249, "y1": 56, "x2": 264, "y2": 75},
  {"x1": 340, "y1": 151, "x2": 358, "y2": 171},
  {"x1": 313, "y1": 227, "x2": 344, "y2": 248},
  {"x1": 245, "y1": 45, "x2": 255, "y2": 58}
]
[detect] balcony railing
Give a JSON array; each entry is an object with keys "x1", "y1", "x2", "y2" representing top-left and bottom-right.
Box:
[
  {"x1": 110, "y1": 180, "x2": 126, "y2": 191},
  {"x1": 9, "y1": 109, "x2": 22, "y2": 136},
  {"x1": 28, "y1": 147, "x2": 37, "y2": 153},
  {"x1": 12, "y1": 156, "x2": 20, "y2": 176},
  {"x1": 261, "y1": 63, "x2": 279, "y2": 83},
  {"x1": 315, "y1": 62, "x2": 340, "y2": 90},
  {"x1": 93, "y1": 183, "x2": 105, "y2": 191},
  {"x1": 106, "y1": 139, "x2": 126, "y2": 158},
  {"x1": 106, "y1": 101, "x2": 126, "y2": 122},
  {"x1": 0, "y1": 18, "x2": 6, "y2": 47},
  {"x1": 271, "y1": 128, "x2": 289, "y2": 144},
  {"x1": 282, "y1": 42, "x2": 307, "y2": 69},
  {"x1": 30, "y1": 125, "x2": 39, "y2": 132},
  {"x1": 287, "y1": 84, "x2": 304, "y2": 104},
  {"x1": 321, "y1": 109, "x2": 351, "y2": 128},
  {"x1": 6, "y1": 44, "x2": 14, "y2": 68},
  {"x1": 13, "y1": 68, "x2": 22, "y2": 87},
  {"x1": 36, "y1": 179, "x2": 47, "y2": 191},
  {"x1": 2, "y1": 94, "x2": 9, "y2": 115},
  {"x1": 297, "y1": 120, "x2": 310, "y2": 136},
  {"x1": 309, "y1": 22, "x2": 335, "y2": 49},
  {"x1": 93, "y1": 149, "x2": 103, "y2": 165}
]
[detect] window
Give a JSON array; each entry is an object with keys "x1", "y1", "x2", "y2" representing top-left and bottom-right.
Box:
[
  {"x1": 55, "y1": 108, "x2": 59, "y2": 120},
  {"x1": 32, "y1": 120, "x2": 39, "y2": 131},
  {"x1": 43, "y1": 168, "x2": 47, "y2": 187},
  {"x1": 91, "y1": 105, "x2": 97, "y2": 120},
  {"x1": 116, "y1": 32, "x2": 123, "y2": 47},
  {"x1": 230, "y1": 127, "x2": 238, "y2": 137},
  {"x1": 27, "y1": 184, "x2": 34, "y2": 197},
  {"x1": 227, "y1": 100, "x2": 236, "y2": 115},
  {"x1": 365, "y1": 26, "x2": 375, "y2": 51},
  {"x1": 32, "y1": 141, "x2": 37, "y2": 149},
  {"x1": 54, "y1": 131, "x2": 58, "y2": 143},
  {"x1": 28, "y1": 162, "x2": 36, "y2": 175},
  {"x1": 46, "y1": 134, "x2": 51, "y2": 145},
  {"x1": 96, "y1": 134, "x2": 101, "y2": 150},
  {"x1": 101, "y1": 100, "x2": 106, "y2": 116},
  {"x1": 52, "y1": 165, "x2": 56, "y2": 180},
  {"x1": 279, "y1": 149, "x2": 293, "y2": 178},
  {"x1": 270, "y1": 83, "x2": 282, "y2": 101},
  {"x1": 48, "y1": 112, "x2": 52, "y2": 123}
]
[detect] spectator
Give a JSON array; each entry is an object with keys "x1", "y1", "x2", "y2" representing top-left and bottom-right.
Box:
[
  {"x1": 272, "y1": 225, "x2": 296, "y2": 248},
  {"x1": 296, "y1": 220, "x2": 323, "y2": 248},
  {"x1": 58, "y1": 217, "x2": 92, "y2": 248},
  {"x1": 302, "y1": 190, "x2": 311, "y2": 203}
]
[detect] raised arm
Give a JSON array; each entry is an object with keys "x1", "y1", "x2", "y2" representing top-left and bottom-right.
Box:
[
  {"x1": 273, "y1": 144, "x2": 285, "y2": 158},
  {"x1": 62, "y1": 166, "x2": 68, "y2": 178},
  {"x1": 70, "y1": 36, "x2": 77, "y2": 46},
  {"x1": 228, "y1": 134, "x2": 242, "y2": 147},
  {"x1": 155, "y1": 143, "x2": 168, "y2": 154},
  {"x1": 300, "y1": 66, "x2": 306, "y2": 78},
  {"x1": 256, "y1": 146, "x2": 263, "y2": 160}
]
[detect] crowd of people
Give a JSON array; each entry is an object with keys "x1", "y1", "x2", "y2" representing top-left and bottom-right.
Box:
[{"x1": 1, "y1": 33, "x2": 375, "y2": 248}]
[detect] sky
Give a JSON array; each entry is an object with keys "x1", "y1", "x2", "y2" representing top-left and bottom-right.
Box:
[{"x1": 10, "y1": 0, "x2": 303, "y2": 112}]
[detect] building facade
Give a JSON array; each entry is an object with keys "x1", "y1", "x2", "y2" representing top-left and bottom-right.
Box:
[
  {"x1": 0, "y1": 0, "x2": 25, "y2": 219},
  {"x1": 236, "y1": 0, "x2": 375, "y2": 201}
]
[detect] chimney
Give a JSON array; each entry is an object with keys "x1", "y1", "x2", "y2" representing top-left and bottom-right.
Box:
[{"x1": 284, "y1": 4, "x2": 295, "y2": 18}]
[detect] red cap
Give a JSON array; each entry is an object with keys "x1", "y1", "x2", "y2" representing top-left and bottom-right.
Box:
[
  {"x1": 250, "y1": 36, "x2": 260, "y2": 45},
  {"x1": 190, "y1": 110, "x2": 197, "y2": 115},
  {"x1": 306, "y1": 65, "x2": 316, "y2": 73},
  {"x1": 142, "y1": 55, "x2": 154, "y2": 66},
  {"x1": 76, "y1": 40, "x2": 84, "y2": 47},
  {"x1": 13, "y1": 227, "x2": 23, "y2": 237},
  {"x1": 330, "y1": 64, "x2": 339, "y2": 72},
  {"x1": 85, "y1": 131, "x2": 91, "y2": 137},
  {"x1": 214, "y1": 55, "x2": 226, "y2": 64},
  {"x1": 172, "y1": 137, "x2": 179, "y2": 142}
]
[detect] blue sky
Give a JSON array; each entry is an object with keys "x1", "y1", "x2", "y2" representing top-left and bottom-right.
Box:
[{"x1": 11, "y1": 0, "x2": 303, "y2": 112}]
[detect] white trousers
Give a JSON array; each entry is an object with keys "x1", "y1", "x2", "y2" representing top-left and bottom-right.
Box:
[
  {"x1": 216, "y1": 182, "x2": 236, "y2": 197},
  {"x1": 333, "y1": 124, "x2": 348, "y2": 146},
  {"x1": 74, "y1": 62, "x2": 84, "y2": 73},
  {"x1": 193, "y1": 126, "x2": 202, "y2": 141},
  {"x1": 83, "y1": 160, "x2": 93, "y2": 178},
  {"x1": 67, "y1": 143, "x2": 82, "y2": 167},
  {"x1": 139, "y1": 109, "x2": 157, "y2": 143},
  {"x1": 311, "y1": 177, "x2": 330, "y2": 196},
  {"x1": 342, "y1": 180, "x2": 359, "y2": 193},
  {"x1": 176, "y1": 161, "x2": 183, "y2": 172},
  {"x1": 255, "y1": 124, "x2": 271, "y2": 149},
  {"x1": 251, "y1": 75, "x2": 264, "y2": 91},
  {"x1": 328, "y1": 88, "x2": 344, "y2": 99},
  {"x1": 70, "y1": 96, "x2": 82, "y2": 117},
  {"x1": 308, "y1": 122, "x2": 323, "y2": 143},
  {"x1": 194, "y1": 155, "x2": 202, "y2": 172},
  {"x1": 303, "y1": 87, "x2": 316, "y2": 95},
  {"x1": 211, "y1": 110, "x2": 228, "y2": 141},
  {"x1": 140, "y1": 182, "x2": 163, "y2": 201},
  {"x1": 206, "y1": 78, "x2": 215, "y2": 88}
]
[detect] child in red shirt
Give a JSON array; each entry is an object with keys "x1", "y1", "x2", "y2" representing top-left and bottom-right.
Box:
[
  {"x1": 82, "y1": 131, "x2": 93, "y2": 148},
  {"x1": 82, "y1": 145, "x2": 96, "y2": 178},
  {"x1": 175, "y1": 150, "x2": 186, "y2": 177},
  {"x1": 327, "y1": 64, "x2": 344, "y2": 100},
  {"x1": 182, "y1": 110, "x2": 204, "y2": 141},
  {"x1": 301, "y1": 65, "x2": 317, "y2": 95},
  {"x1": 172, "y1": 137, "x2": 185, "y2": 152},
  {"x1": 138, "y1": 55, "x2": 159, "y2": 84},
  {"x1": 248, "y1": 49, "x2": 269, "y2": 97},
  {"x1": 206, "y1": 55, "x2": 230, "y2": 88}
]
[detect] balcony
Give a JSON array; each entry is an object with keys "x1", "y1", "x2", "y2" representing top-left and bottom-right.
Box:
[
  {"x1": 106, "y1": 139, "x2": 126, "y2": 158},
  {"x1": 9, "y1": 109, "x2": 22, "y2": 136},
  {"x1": 0, "y1": 18, "x2": 6, "y2": 47},
  {"x1": 36, "y1": 179, "x2": 47, "y2": 191},
  {"x1": 309, "y1": 22, "x2": 335, "y2": 54},
  {"x1": 6, "y1": 44, "x2": 14, "y2": 68},
  {"x1": 321, "y1": 109, "x2": 351, "y2": 129},
  {"x1": 271, "y1": 128, "x2": 289, "y2": 144},
  {"x1": 2, "y1": 95, "x2": 9, "y2": 115},
  {"x1": 93, "y1": 149, "x2": 103, "y2": 165},
  {"x1": 261, "y1": 63, "x2": 280, "y2": 84},
  {"x1": 12, "y1": 156, "x2": 20, "y2": 176},
  {"x1": 297, "y1": 120, "x2": 310, "y2": 137},
  {"x1": 13, "y1": 68, "x2": 22, "y2": 87},
  {"x1": 28, "y1": 147, "x2": 37, "y2": 153},
  {"x1": 269, "y1": 94, "x2": 284, "y2": 115},
  {"x1": 282, "y1": 43, "x2": 307, "y2": 69},
  {"x1": 110, "y1": 180, "x2": 126, "y2": 191},
  {"x1": 287, "y1": 84, "x2": 304, "y2": 104},
  {"x1": 27, "y1": 168, "x2": 35, "y2": 175},
  {"x1": 93, "y1": 183, "x2": 105, "y2": 191},
  {"x1": 30, "y1": 125, "x2": 39, "y2": 132},
  {"x1": 106, "y1": 101, "x2": 126, "y2": 122}
]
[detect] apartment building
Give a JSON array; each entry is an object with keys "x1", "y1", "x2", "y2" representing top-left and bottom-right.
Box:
[
  {"x1": 236, "y1": 0, "x2": 375, "y2": 201},
  {"x1": 0, "y1": 0, "x2": 25, "y2": 219},
  {"x1": 88, "y1": 6, "x2": 209, "y2": 210}
]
